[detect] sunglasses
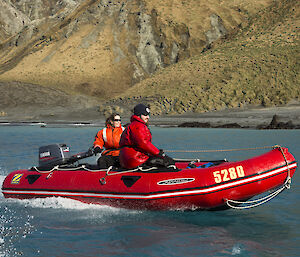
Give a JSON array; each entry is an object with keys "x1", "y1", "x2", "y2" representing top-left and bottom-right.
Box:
[{"x1": 114, "y1": 119, "x2": 121, "y2": 122}]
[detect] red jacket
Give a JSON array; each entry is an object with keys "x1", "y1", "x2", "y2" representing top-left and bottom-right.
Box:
[
  {"x1": 93, "y1": 124, "x2": 125, "y2": 156},
  {"x1": 119, "y1": 115, "x2": 160, "y2": 168}
]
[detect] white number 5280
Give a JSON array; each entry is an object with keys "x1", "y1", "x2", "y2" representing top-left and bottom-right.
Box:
[{"x1": 213, "y1": 166, "x2": 245, "y2": 183}]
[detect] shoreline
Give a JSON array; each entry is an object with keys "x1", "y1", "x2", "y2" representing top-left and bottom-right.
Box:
[{"x1": 1, "y1": 105, "x2": 300, "y2": 129}]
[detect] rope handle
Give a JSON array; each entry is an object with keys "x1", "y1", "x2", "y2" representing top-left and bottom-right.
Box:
[
  {"x1": 226, "y1": 183, "x2": 290, "y2": 209},
  {"x1": 165, "y1": 145, "x2": 274, "y2": 153},
  {"x1": 98, "y1": 166, "x2": 168, "y2": 185},
  {"x1": 226, "y1": 144, "x2": 293, "y2": 210},
  {"x1": 275, "y1": 145, "x2": 292, "y2": 185}
]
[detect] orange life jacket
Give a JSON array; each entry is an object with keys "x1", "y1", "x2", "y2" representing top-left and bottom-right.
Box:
[{"x1": 93, "y1": 124, "x2": 125, "y2": 156}]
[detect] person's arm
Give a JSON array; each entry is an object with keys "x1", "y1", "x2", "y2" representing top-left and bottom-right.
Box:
[
  {"x1": 93, "y1": 129, "x2": 104, "y2": 152},
  {"x1": 131, "y1": 125, "x2": 160, "y2": 156}
]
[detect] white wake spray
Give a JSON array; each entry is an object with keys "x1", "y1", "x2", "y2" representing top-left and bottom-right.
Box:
[{"x1": 0, "y1": 175, "x2": 5, "y2": 198}]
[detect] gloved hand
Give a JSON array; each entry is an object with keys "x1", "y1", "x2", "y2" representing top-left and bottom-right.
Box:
[
  {"x1": 158, "y1": 149, "x2": 166, "y2": 157},
  {"x1": 158, "y1": 149, "x2": 175, "y2": 166},
  {"x1": 87, "y1": 147, "x2": 95, "y2": 156},
  {"x1": 93, "y1": 147, "x2": 103, "y2": 155},
  {"x1": 163, "y1": 155, "x2": 175, "y2": 166}
]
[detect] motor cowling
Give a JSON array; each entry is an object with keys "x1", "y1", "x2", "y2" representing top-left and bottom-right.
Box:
[{"x1": 38, "y1": 144, "x2": 71, "y2": 168}]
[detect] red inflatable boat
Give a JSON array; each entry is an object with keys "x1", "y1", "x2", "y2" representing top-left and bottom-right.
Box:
[{"x1": 1, "y1": 144, "x2": 297, "y2": 210}]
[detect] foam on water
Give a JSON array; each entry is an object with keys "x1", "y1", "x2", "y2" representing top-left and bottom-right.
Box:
[
  {"x1": 0, "y1": 205, "x2": 35, "y2": 256},
  {"x1": 232, "y1": 244, "x2": 242, "y2": 255},
  {"x1": 0, "y1": 195, "x2": 137, "y2": 256},
  {"x1": 0, "y1": 176, "x2": 5, "y2": 198},
  {"x1": 6, "y1": 196, "x2": 141, "y2": 217},
  {"x1": 0, "y1": 175, "x2": 4, "y2": 187},
  {"x1": 19, "y1": 196, "x2": 121, "y2": 210}
]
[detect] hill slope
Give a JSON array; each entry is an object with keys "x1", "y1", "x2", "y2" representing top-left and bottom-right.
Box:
[
  {"x1": 101, "y1": 0, "x2": 299, "y2": 115},
  {"x1": 0, "y1": 0, "x2": 298, "y2": 118}
]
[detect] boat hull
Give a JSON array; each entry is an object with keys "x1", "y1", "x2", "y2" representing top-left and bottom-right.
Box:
[{"x1": 2, "y1": 147, "x2": 297, "y2": 210}]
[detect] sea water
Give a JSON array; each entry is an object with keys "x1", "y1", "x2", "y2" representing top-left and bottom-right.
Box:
[{"x1": 0, "y1": 125, "x2": 299, "y2": 256}]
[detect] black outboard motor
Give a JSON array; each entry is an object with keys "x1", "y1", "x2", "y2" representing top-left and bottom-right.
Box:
[
  {"x1": 38, "y1": 144, "x2": 94, "y2": 170},
  {"x1": 39, "y1": 144, "x2": 71, "y2": 169}
]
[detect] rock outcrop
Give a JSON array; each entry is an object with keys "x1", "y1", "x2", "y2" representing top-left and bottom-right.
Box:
[{"x1": 258, "y1": 114, "x2": 300, "y2": 129}]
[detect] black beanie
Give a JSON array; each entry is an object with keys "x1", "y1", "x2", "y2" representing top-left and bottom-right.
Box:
[{"x1": 134, "y1": 104, "x2": 150, "y2": 116}]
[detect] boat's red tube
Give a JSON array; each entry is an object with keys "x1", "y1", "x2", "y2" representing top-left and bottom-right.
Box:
[{"x1": 2, "y1": 147, "x2": 297, "y2": 210}]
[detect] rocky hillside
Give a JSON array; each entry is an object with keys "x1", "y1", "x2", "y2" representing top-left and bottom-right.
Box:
[
  {"x1": 102, "y1": 0, "x2": 300, "y2": 115},
  {"x1": 0, "y1": 0, "x2": 298, "y2": 117}
]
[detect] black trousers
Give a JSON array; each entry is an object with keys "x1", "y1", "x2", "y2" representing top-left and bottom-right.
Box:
[{"x1": 97, "y1": 155, "x2": 120, "y2": 169}]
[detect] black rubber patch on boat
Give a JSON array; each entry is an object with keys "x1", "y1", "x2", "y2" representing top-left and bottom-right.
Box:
[
  {"x1": 121, "y1": 176, "x2": 141, "y2": 188},
  {"x1": 26, "y1": 175, "x2": 41, "y2": 184}
]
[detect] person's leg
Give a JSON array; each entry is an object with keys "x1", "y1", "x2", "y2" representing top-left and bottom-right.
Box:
[
  {"x1": 97, "y1": 155, "x2": 115, "y2": 169},
  {"x1": 112, "y1": 156, "x2": 120, "y2": 168}
]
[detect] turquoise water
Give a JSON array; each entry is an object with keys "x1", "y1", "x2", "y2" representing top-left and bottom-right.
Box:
[{"x1": 0, "y1": 126, "x2": 299, "y2": 256}]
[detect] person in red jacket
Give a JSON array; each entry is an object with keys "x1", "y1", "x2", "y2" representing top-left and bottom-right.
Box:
[
  {"x1": 119, "y1": 104, "x2": 174, "y2": 169},
  {"x1": 93, "y1": 113, "x2": 125, "y2": 168}
]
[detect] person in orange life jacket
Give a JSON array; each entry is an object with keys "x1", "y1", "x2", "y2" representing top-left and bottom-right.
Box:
[
  {"x1": 119, "y1": 104, "x2": 175, "y2": 169},
  {"x1": 93, "y1": 113, "x2": 125, "y2": 168}
]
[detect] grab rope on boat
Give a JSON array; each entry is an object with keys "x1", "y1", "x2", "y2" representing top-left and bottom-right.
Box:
[
  {"x1": 225, "y1": 144, "x2": 292, "y2": 210},
  {"x1": 225, "y1": 183, "x2": 290, "y2": 209},
  {"x1": 274, "y1": 144, "x2": 292, "y2": 188},
  {"x1": 99, "y1": 165, "x2": 177, "y2": 185},
  {"x1": 32, "y1": 145, "x2": 292, "y2": 194},
  {"x1": 165, "y1": 145, "x2": 273, "y2": 153},
  {"x1": 32, "y1": 164, "x2": 175, "y2": 175},
  {"x1": 32, "y1": 165, "x2": 60, "y2": 173}
]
